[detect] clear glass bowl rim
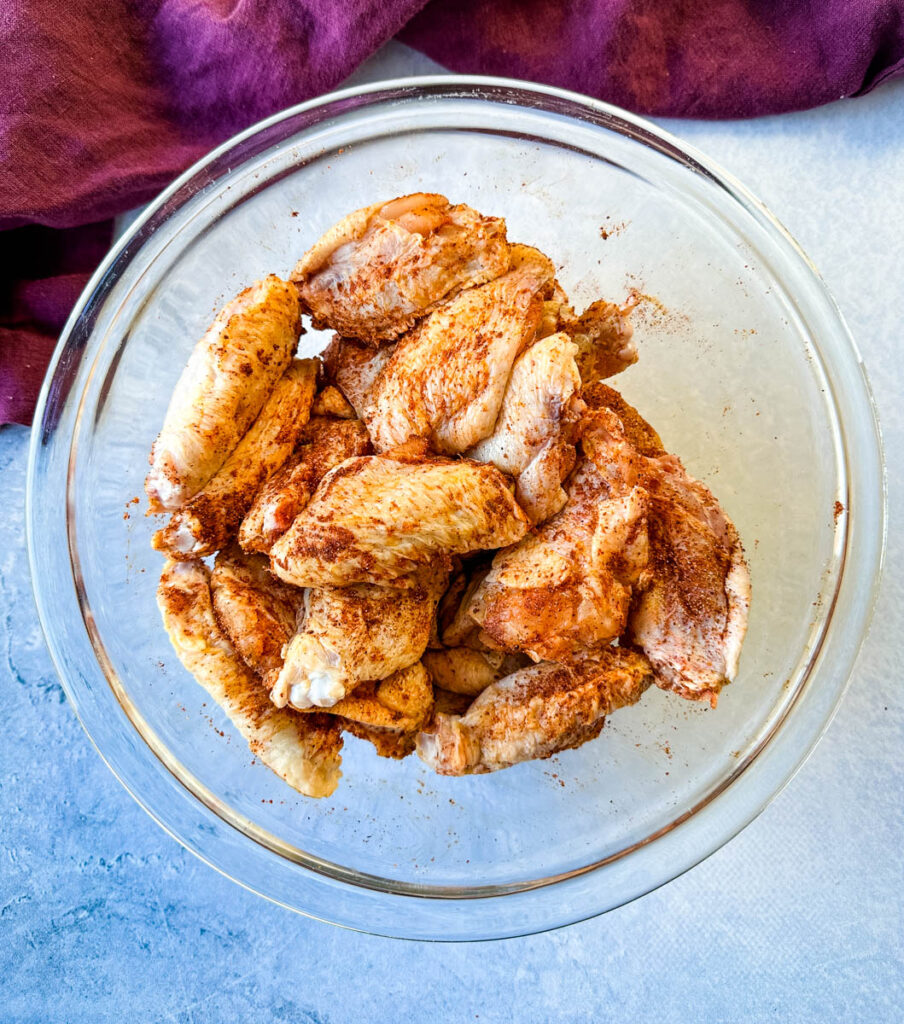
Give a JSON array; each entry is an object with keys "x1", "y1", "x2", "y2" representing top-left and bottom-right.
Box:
[{"x1": 26, "y1": 75, "x2": 886, "y2": 941}]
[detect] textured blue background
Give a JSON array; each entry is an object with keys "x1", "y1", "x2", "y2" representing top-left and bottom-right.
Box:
[{"x1": 2, "y1": 46, "x2": 902, "y2": 1023}]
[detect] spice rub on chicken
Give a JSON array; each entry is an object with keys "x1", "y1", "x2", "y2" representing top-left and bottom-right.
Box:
[
  {"x1": 148, "y1": 192, "x2": 750, "y2": 797},
  {"x1": 291, "y1": 193, "x2": 510, "y2": 344}
]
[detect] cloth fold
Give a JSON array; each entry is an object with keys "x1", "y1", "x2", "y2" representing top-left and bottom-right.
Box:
[{"x1": 2, "y1": 0, "x2": 902, "y2": 425}]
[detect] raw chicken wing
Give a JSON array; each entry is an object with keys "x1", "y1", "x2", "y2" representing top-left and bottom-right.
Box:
[
  {"x1": 270, "y1": 453, "x2": 530, "y2": 588},
  {"x1": 468, "y1": 330, "x2": 582, "y2": 523},
  {"x1": 363, "y1": 245, "x2": 556, "y2": 453},
  {"x1": 157, "y1": 560, "x2": 342, "y2": 798},
  {"x1": 271, "y1": 565, "x2": 447, "y2": 710},
  {"x1": 469, "y1": 413, "x2": 650, "y2": 662},
  {"x1": 300, "y1": 663, "x2": 435, "y2": 759},
  {"x1": 146, "y1": 275, "x2": 300, "y2": 511},
  {"x1": 417, "y1": 646, "x2": 653, "y2": 775},
  {"x1": 583, "y1": 385, "x2": 750, "y2": 704},
  {"x1": 210, "y1": 545, "x2": 302, "y2": 677},
  {"x1": 563, "y1": 298, "x2": 637, "y2": 383},
  {"x1": 292, "y1": 194, "x2": 510, "y2": 344},
  {"x1": 238, "y1": 417, "x2": 372, "y2": 554},
  {"x1": 152, "y1": 359, "x2": 318, "y2": 559}
]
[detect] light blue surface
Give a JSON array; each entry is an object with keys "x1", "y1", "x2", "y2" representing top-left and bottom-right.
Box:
[{"x1": 2, "y1": 43, "x2": 903, "y2": 1023}]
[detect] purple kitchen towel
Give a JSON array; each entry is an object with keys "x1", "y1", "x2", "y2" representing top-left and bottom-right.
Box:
[{"x1": 2, "y1": 0, "x2": 902, "y2": 425}]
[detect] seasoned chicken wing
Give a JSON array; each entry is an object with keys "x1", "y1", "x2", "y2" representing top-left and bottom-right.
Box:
[
  {"x1": 146, "y1": 275, "x2": 300, "y2": 511},
  {"x1": 321, "y1": 335, "x2": 396, "y2": 420},
  {"x1": 362, "y1": 245, "x2": 556, "y2": 453},
  {"x1": 628, "y1": 455, "x2": 750, "y2": 705},
  {"x1": 153, "y1": 359, "x2": 318, "y2": 559},
  {"x1": 157, "y1": 560, "x2": 342, "y2": 798},
  {"x1": 468, "y1": 331, "x2": 582, "y2": 523},
  {"x1": 210, "y1": 545, "x2": 302, "y2": 677},
  {"x1": 469, "y1": 414, "x2": 650, "y2": 662},
  {"x1": 300, "y1": 663, "x2": 434, "y2": 759},
  {"x1": 270, "y1": 453, "x2": 530, "y2": 588},
  {"x1": 292, "y1": 194, "x2": 510, "y2": 343},
  {"x1": 417, "y1": 646, "x2": 653, "y2": 775},
  {"x1": 583, "y1": 386, "x2": 750, "y2": 704},
  {"x1": 310, "y1": 385, "x2": 356, "y2": 419},
  {"x1": 238, "y1": 417, "x2": 372, "y2": 554},
  {"x1": 563, "y1": 298, "x2": 637, "y2": 383},
  {"x1": 421, "y1": 647, "x2": 527, "y2": 697},
  {"x1": 271, "y1": 565, "x2": 447, "y2": 710}
]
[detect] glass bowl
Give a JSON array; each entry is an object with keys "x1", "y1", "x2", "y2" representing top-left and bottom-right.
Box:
[{"x1": 27, "y1": 77, "x2": 884, "y2": 940}]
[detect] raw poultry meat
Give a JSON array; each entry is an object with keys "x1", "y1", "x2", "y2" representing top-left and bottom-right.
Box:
[
  {"x1": 270, "y1": 565, "x2": 448, "y2": 710},
  {"x1": 468, "y1": 408, "x2": 651, "y2": 663},
  {"x1": 362, "y1": 245, "x2": 556, "y2": 453},
  {"x1": 146, "y1": 275, "x2": 300, "y2": 511},
  {"x1": 467, "y1": 330, "x2": 582, "y2": 523},
  {"x1": 238, "y1": 416, "x2": 372, "y2": 554},
  {"x1": 152, "y1": 359, "x2": 318, "y2": 559},
  {"x1": 157, "y1": 560, "x2": 342, "y2": 798},
  {"x1": 209, "y1": 545, "x2": 302, "y2": 677},
  {"x1": 269, "y1": 452, "x2": 530, "y2": 588},
  {"x1": 292, "y1": 193, "x2": 510, "y2": 344},
  {"x1": 298, "y1": 663, "x2": 435, "y2": 759},
  {"x1": 416, "y1": 646, "x2": 653, "y2": 775}
]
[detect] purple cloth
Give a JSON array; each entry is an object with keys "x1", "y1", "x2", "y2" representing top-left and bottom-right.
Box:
[{"x1": 2, "y1": 0, "x2": 902, "y2": 425}]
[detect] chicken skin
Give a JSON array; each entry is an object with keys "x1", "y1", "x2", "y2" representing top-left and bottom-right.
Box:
[
  {"x1": 153, "y1": 359, "x2": 318, "y2": 559},
  {"x1": 563, "y1": 298, "x2": 638, "y2": 383},
  {"x1": 157, "y1": 560, "x2": 342, "y2": 798},
  {"x1": 321, "y1": 335, "x2": 396, "y2": 420},
  {"x1": 209, "y1": 545, "x2": 302, "y2": 677},
  {"x1": 299, "y1": 663, "x2": 435, "y2": 759},
  {"x1": 362, "y1": 245, "x2": 556, "y2": 453},
  {"x1": 291, "y1": 194, "x2": 511, "y2": 344},
  {"x1": 238, "y1": 417, "x2": 372, "y2": 554},
  {"x1": 269, "y1": 453, "x2": 530, "y2": 588},
  {"x1": 271, "y1": 565, "x2": 447, "y2": 710},
  {"x1": 469, "y1": 413, "x2": 651, "y2": 663},
  {"x1": 468, "y1": 331, "x2": 582, "y2": 523},
  {"x1": 146, "y1": 275, "x2": 300, "y2": 511},
  {"x1": 627, "y1": 454, "x2": 750, "y2": 705},
  {"x1": 421, "y1": 647, "x2": 527, "y2": 697},
  {"x1": 416, "y1": 646, "x2": 653, "y2": 775},
  {"x1": 582, "y1": 386, "x2": 750, "y2": 704}
]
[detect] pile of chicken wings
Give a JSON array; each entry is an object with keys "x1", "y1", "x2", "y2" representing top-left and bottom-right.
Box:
[{"x1": 149, "y1": 194, "x2": 750, "y2": 798}]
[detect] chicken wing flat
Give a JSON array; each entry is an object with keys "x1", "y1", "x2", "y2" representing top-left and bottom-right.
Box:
[
  {"x1": 152, "y1": 359, "x2": 318, "y2": 559},
  {"x1": 269, "y1": 453, "x2": 530, "y2": 588},
  {"x1": 146, "y1": 275, "x2": 300, "y2": 511},
  {"x1": 157, "y1": 560, "x2": 342, "y2": 798},
  {"x1": 362, "y1": 245, "x2": 556, "y2": 453},
  {"x1": 469, "y1": 418, "x2": 651, "y2": 663},
  {"x1": 270, "y1": 565, "x2": 448, "y2": 710},
  {"x1": 210, "y1": 545, "x2": 302, "y2": 677},
  {"x1": 238, "y1": 417, "x2": 372, "y2": 554},
  {"x1": 563, "y1": 298, "x2": 638, "y2": 383},
  {"x1": 300, "y1": 663, "x2": 435, "y2": 759},
  {"x1": 417, "y1": 646, "x2": 653, "y2": 775},
  {"x1": 468, "y1": 331, "x2": 582, "y2": 523},
  {"x1": 583, "y1": 387, "x2": 750, "y2": 705},
  {"x1": 291, "y1": 194, "x2": 510, "y2": 344}
]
